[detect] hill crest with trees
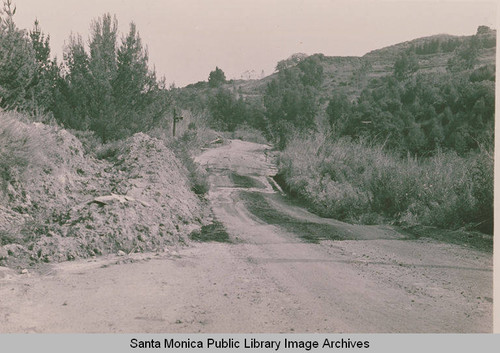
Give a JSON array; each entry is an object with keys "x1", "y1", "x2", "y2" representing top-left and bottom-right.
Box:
[{"x1": 174, "y1": 25, "x2": 495, "y2": 234}]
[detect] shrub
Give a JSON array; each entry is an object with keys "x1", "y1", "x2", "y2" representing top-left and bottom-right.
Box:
[
  {"x1": 208, "y1": 66, "x2": 226, "y2": 87},
  {"x1": 172, "y1": 140, "x2": 209, "y2": 195},
  {"x1": 0, "y1": 111, "x2": 41, "y2": 191},
  {"x1": 279, "y1": 131, "x2": 493, "y2": 233},
  {"x1": 231, "y1": 124, "x2": 268, "y2": 144},
  {"x1": 69, "y1": 129, "x2": 102, "y2": 155},
  {"x1": 95, "y1": 139, "x2": 127, "y2": 161},
  {"x1": 161, "y1": 128, "x2": 210, "y2": 196}
]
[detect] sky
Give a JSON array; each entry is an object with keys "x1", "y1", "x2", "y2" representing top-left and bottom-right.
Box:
[{"x1": 11, "y1": 0, "x2": 498, "y2": 87}]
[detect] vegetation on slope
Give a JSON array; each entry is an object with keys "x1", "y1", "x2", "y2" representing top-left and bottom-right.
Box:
[
  {"x1": 278, "y1": 132, "x2": 493, "y2": 234},
  {"x1": 1, "y1": 1, "x2": 167, "y2": 141},
  {"x1": 173, "y1": 26, "x2": 495, "y2": 236}
]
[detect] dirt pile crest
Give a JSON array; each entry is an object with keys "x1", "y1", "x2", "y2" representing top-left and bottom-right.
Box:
[{"x1": 0, "y1": 115, "x2": 204, "y2": 268}]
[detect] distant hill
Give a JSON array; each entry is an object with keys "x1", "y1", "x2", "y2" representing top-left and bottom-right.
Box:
[
  {"x1": 174, "y1": 26, "x2": 495, "y2": 144},
  {"x1": 220, "y1": 26, "x2": 496, "y2": 101}
]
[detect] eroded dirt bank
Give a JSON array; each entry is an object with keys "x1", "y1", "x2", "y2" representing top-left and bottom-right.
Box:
[
  {"x1": 0, "y1": 120, "x2": 204, "y2": 268},
  {"x1": 0, "y1": 139, "x2": 492, "y2": 333}
]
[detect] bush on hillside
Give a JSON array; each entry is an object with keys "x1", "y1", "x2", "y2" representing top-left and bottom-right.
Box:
[
  {"x1": 95, "y1": 139, "x2": 128, "y2": 161},
  {"x1": 279, "y1": 132, "x2": 493, "y2": 233},
  {"x1": 327, "y1": 68, "x2": 495, "y2": 156},
  {"x1": 231, "y1": 124, "x2": 268, "y2": 144},
  {"x1": 0, "y1": 111, "x2": 43, "y2": 192},
  {"x1": 208, "y1": 66, "x2": 226, "y2": 87},
  {"x1": 167, "y1": 132, "x2": 209, "y2": 195},
  {"x1": 262, "y1": 55, "x2": 326, "y2": 149}
]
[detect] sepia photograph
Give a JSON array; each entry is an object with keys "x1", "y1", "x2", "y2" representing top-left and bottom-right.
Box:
[{"x1": 0, "y1": 0, "x2": 496, "y2": 334}]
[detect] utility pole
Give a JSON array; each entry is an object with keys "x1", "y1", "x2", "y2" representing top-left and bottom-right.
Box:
[{"x1": 172, "y1": 107, "x2": 183, "y2": 137}]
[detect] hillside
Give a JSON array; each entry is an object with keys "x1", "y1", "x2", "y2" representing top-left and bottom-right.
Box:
[
  {"x1": 174, "y1": 27, "x2": 495, "y2": 134},
  {"x1": 0, "y1": 112, "x2": 207, "y2": 269},
  {"x1": 224, "y1": 27, "x2": 496, "y2": 101}
]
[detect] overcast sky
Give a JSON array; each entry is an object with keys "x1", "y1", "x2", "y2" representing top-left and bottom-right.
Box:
[{"x1": 12, "y1": 0, "x2": 498, "y2": 87}]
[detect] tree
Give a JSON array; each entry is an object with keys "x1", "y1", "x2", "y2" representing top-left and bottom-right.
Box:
[
  {"x1": 263, "y1": 54, "x2": 323, "y2": 148},
  {"x1": 326, "y1": 93, "x2": 352, "y2": 132},
  {"x1": 58, "y1": 33, "x2": 92, "y2": 129},
  {"x1": 29, "y1": 19, "x2": 50, "y2": 65},
  {"x1": 208, "y1": 66, "x2": 226, "y2": 87},
  {"x1": 89, "y1": 13, "x2": 118, "y2": 79},
  {"x1": 298, "y1": 56, "x2": 324, "y2": 87},
  {"x1": 476, "y1": 25, "x2": 492, "y2": 35},
  {"x1": 0, "y1": 2, "x2": 58, "y2": 116},
  {"x1": 208, "y1": 88, "x2": 244, "y2": 131},
  {"x1": 87, "y1": 13, "x2": 118, "y2": 140},
  {"x1": 26, "y1": 19, "x2": 60, "y2": 114},
  {"x1": 447, "y1": 36, "x2": 479, "y2": 72},
  {"x1": 393, "y1": 51, "x2": 419, "y2": 81},
  {"x1": 0, "y1": 0, "x2": 36, "y2": 110},
  {"x1": 112, "y1": 22, "x2": 163, "y2": 136},
  {"x1": 263, "y1": 77, "x2": 317, "y2": 148}
]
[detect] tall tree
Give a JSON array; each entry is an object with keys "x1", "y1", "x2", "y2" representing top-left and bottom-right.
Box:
[
  {"x1": 112, "y1": 22, "x2": 161, "y2": 136},
  {"x1": 87, "y1": 13, "x2": 118, "y2": 140},
  {"x1": 208, "y1": 66, "x2": 226, "y2": 87},
  {"x1": 58, "y1": 33, "x2": 92, "y2": 129},
  {"x1": 0, "y1": 0, "x2": 36, "y2": 110},
  {"x1": 393, "y1": 51, "x2": 419, "y2": 81},
  {"x1": 27, "y1": 19, "x2": 60, "y2": 114},
  {"x1": 326, "y1": 93, "x2": 352, "y2": 133},
  {"x1": 263, "y1": 57, "x2": 321, "y2": 148},
  {"x1": 208, "y1": 88, "x2": 245, "y2": 131}
]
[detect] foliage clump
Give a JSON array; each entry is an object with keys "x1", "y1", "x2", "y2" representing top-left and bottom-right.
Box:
[
  {"x1": 208, "y1": 66, "x2": 226, "y2": 87},
  {"x1": 1, "y1": 3, "x2": 167, "y2": 141},
  {"x1": 263, "y1": 55, "x2": 324, "y2": 148},
  {"x1": 327, "y1": 32, "x2": 494, "y2": 156},
  {"x1": 279, "y1": 132, "x2": 493, "y2": 234}
]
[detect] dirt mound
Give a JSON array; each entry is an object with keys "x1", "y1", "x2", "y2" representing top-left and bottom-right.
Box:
[{"x1": 0, "y1": 116, "x2": 205, "y2": 269}]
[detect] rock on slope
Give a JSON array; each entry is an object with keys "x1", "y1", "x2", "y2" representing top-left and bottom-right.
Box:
[{"x1": 0, "y1": 113, "x2": 204, "y2": 269}]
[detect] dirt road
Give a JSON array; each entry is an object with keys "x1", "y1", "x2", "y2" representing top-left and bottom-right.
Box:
[{"x1": 0, "y1": 140, "x2": 492, "y2": 333}]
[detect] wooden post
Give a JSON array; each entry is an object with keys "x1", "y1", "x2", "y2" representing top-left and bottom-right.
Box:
[{"x1": 172, "y1": 108, "x2": 183, "y2": 137}]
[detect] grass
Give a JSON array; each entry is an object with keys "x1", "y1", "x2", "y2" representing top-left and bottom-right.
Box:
[
  {"x1": 156, "y1": 128, "x2": 210, "y2": 196},
  {"x1": 278, "y1": 131, "x2": 493, "y2": 237},
  {"x1": 230, "y1": 173, "x2": 265, "y2": 189},
  {"x1": 189, "y1": 221, "x2": 231, "y2": 243},
  {"x1": 174, "y1": 142, "x2": 210, "y2": 195},
  {"x1": 94, "y1": 140, "x2": 128, "y2": 161},
  {"x1": 239, "y1": 191, "x2": 353, "y2": 243},
  {"x1": 230, "y1": 124, "x2": 269, "y2": 144},
  {"x1": 400, "y1": 226, "x2": 493, "y2": 252}
]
